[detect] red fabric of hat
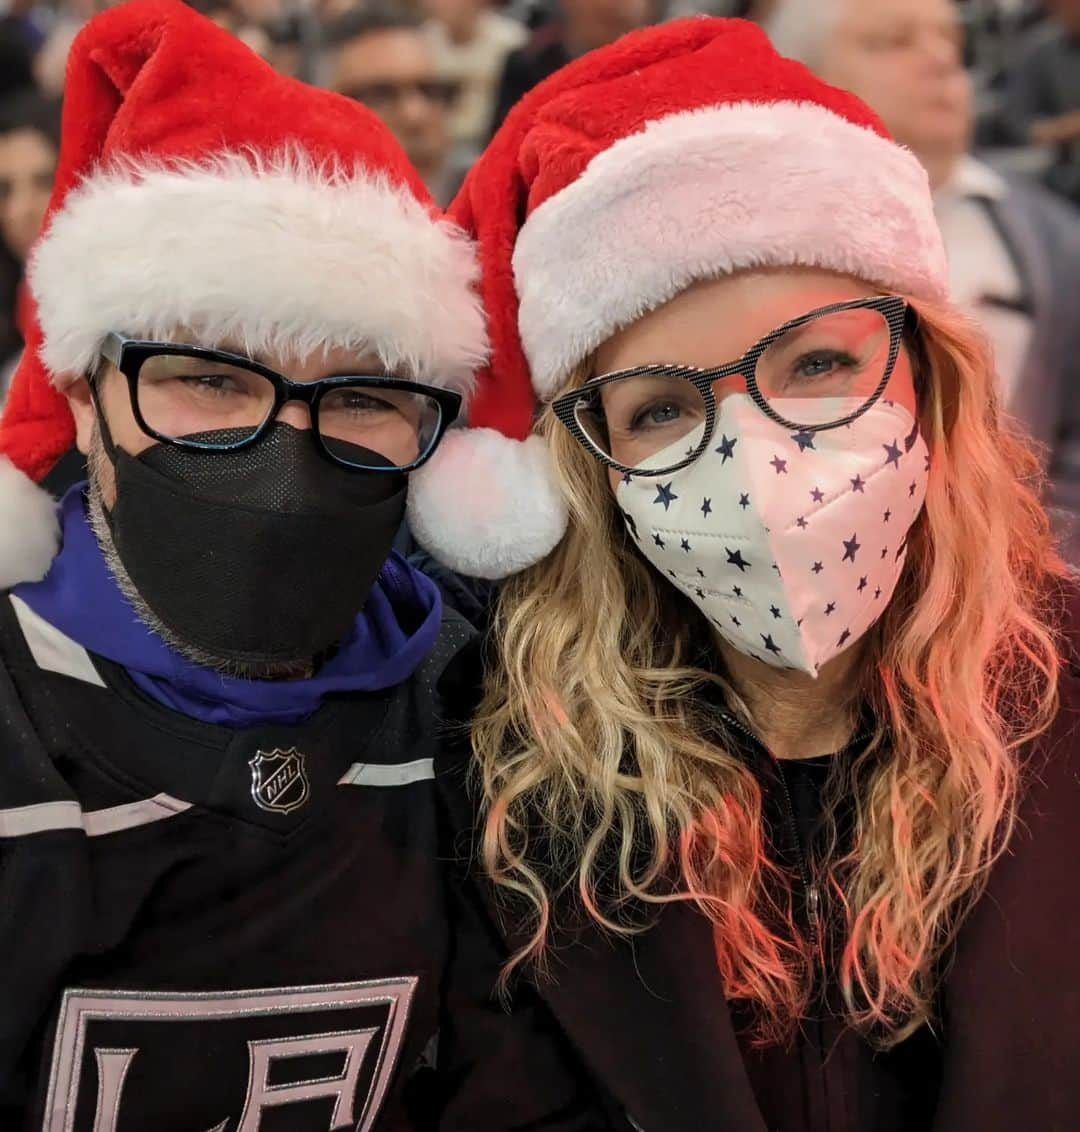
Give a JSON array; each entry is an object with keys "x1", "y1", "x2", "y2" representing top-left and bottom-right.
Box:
[{"x1": 407, "y1": 16, "x2": 946, "y2": 580}]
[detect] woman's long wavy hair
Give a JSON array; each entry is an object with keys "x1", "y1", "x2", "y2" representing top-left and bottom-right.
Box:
[{"x1": 470, "y1": 295, "x2": 1067, "y2": 1047}]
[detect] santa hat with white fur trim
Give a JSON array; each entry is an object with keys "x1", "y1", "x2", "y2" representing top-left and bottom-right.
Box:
[
  {"x1": 0, "y1": 0, "x2": 486, "y2": 589},
  {"x1": 407, "y1": 16, "x2": 947, "y2": 580}
]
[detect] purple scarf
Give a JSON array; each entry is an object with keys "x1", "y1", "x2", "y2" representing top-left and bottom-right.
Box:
[{"x1": 13, "y1": 486, "x2": 443, "y2": 727}]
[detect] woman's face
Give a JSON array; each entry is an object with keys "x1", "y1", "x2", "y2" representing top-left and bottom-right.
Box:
[
  {"x1": 0, "y1": 127, "x2": 57, "y2": 262},
  {"x1": 592, "y1": 268, "x2": 919, "y2": 493}
]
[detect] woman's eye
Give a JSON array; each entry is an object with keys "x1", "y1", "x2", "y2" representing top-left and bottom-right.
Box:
[
  {"x1": 630, "y1": 400, "x2": 682, "y2": 430},
  {"x1": 792, "y1": 350, "x2": 858, "y2": 380}
]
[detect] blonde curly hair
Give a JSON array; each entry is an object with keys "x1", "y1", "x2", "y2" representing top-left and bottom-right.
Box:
[{"x1": 470, "y1": 297, "x2": 1066, "y2": 1047}]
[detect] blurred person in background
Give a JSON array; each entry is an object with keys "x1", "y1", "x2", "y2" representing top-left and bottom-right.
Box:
[
  {"x1": 0, "y1": 91, "x2": 60, "y2": 408},
  {"x1": 1001, "y1": 0, "x2": 1080, "y2": 204},
  {"x1": 326, "y1": 5, "x2": 463, "y2": 203},
  {"x1": 766, "y1": 0, "x2": 1080, "y2": 561},
  {"x1": 488, "y1": 0, "x2": 651, "y2": 135},
  {"x1": 0, "y1": 13, "x2": 38, "y2": 98},
  {"x1": 422, "y1": 0, "x2": 526, "y2": 155},
  {"x1": 33, "y1": 0, "x2": 115, "y2": 95}
]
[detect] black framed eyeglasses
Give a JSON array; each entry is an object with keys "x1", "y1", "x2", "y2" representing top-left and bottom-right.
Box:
[
  {"x1": 552, "y1": 296, "x2": 910, "y2": 478},
  {"x1": 95, "y1": 332, "x2": 463, "y2": 473}
]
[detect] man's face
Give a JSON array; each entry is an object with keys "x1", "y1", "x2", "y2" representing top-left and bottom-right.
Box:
[
  {"x1": 0, "y1": 127, "x2": 56, "y2": 262},
  {"x1": 820, "y1": 0, "x2": 971, "y2": 164},
  {"x1": 330, "y1": 30, "x2": 450, "y2": 183},
  {"x1": 561, "y1": 0, "x2": 651, "y2": 55}
]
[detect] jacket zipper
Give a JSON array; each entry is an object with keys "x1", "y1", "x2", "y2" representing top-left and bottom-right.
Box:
[{"x1": 719, "y1": 712, "x2": 821, "y2": 952}]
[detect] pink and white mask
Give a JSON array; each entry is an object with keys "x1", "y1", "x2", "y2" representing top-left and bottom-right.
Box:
[{"x1": 616, "y1": 395, "x2": 929, "y2": 676}]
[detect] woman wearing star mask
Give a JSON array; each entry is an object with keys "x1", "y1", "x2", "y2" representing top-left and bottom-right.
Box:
[{"x1": 408, "y1": 17, "x2": 1080, "y2": 1132}]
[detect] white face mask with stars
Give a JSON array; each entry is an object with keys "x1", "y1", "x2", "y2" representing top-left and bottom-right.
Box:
[{"x1": 615, "y1": 394, "x2": 930, "y2": 677}]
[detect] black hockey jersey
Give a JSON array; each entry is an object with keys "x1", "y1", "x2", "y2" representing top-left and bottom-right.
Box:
[{"x1": 0, "y1": 587, "x2": 491, "y2": 1131}]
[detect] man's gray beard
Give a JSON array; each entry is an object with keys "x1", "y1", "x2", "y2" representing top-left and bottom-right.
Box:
[{"x1": 86, "y1": 434, "x2": 315, "y2": 681}]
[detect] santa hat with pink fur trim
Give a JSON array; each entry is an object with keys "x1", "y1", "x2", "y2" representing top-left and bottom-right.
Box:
[
  {"x1": 0, "y1": 0, "x2": 486, "y2": 589},
  {"x1": 407, "y1": 16, "x2": 947, "y2": 580}
]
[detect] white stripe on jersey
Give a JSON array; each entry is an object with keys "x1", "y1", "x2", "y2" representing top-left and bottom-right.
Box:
[
  {"x1": 0, "y1": 793, "x2": 192, "y2": 839},
  {"x1": 9, "y1": 594, "x2": 106, "y2": 688},
  {"x1": 337, "y1": 758, "x2": 435, "y2": 788}
]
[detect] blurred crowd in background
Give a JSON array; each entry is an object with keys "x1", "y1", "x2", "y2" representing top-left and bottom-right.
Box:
[{"x1": 1, "y1": 0, "x2": 1078, "y2": 532}]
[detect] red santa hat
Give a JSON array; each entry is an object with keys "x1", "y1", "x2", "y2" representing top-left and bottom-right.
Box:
[
  {"x1": 407, "y1": 16, "x2": 948, "y2": 581},
  {"x1": 0, "y1": 0, "x2": 486, "y2": 588}
]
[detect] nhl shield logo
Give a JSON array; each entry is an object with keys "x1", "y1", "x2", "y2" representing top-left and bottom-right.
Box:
[{"x1": 249, "y1": 748, "x2": 310, "y2": 814}]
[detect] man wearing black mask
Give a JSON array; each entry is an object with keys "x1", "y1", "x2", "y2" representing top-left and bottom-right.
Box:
[{"x1": 0, "y1": 3, "x2": 604, "y2": 1129}]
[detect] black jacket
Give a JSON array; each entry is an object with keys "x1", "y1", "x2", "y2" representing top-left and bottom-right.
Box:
[
  {"x1": 436, "y1": 586, "x2": 1080, "y2": 1131},
  {"x1": 489, "y1": 25, "x2": 571, "y2": 138},
  {"x1": 0, "y1": 591, "x2": 590, "y2": 1130}
]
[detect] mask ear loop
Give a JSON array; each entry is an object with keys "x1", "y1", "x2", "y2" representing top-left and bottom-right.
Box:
[{"x1": 86, "y1": 362, "x2": 123, "y2": 467}]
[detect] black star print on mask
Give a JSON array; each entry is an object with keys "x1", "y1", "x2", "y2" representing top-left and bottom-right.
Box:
[
  {"x1": 696, "y1": 568, "x2": 706, "y2": 578},
  {"x1": 796, "y1": 516, "x2": 808, "y2": 529},
  {"x1": 825, "y1": 601, "x2": 836, "y2": 615},
  {"x1": 739, "y1": 493, "x2": 750, "y2": 509},
  {"x1": 731, "y1": 615, "x2": 741, "y2": 627},
  {"x1": 883, "y1": 509, "x2": 891, "y2": 523},
  {"x1": 874, "y1": 587, "x2": 882, "y2": 599},
  {"x1": 881, "y1": 547, "x2": 888, "y2": 559},
  {"x1": 857, "y1": 576, "x2": 868, "y2": 592},
  {"x1": 770, "y1": 455, "x2": 788, "y2": 475},
  {"x1": 621, "y1": 511, "x2": 639, "y2": 540},
  {"x1": 837, "y1": 628, "x2": 851, "y2": 648},
  {"x1": 696, "y1": 587, "x2": 706, "y2": 599},
  {"x1": 681, "y1": 538, "x2": 692, "y2": 553},
  {"x1": 701, "y1": 497, "x2": 712, "y2": 517},
  {"x1": 761, "y1": 634, "x2": 782, "y2": 655},
  {"x1": 810, "y1": 487, "x2": 825, "y2": 503},
  {"x1": 884, "y1": 439, "x2": 903, "y2": 468},
  {"x1": 654, "y1": 482, "x2": 678, "y2": 510},
  {"x1": 791, "y1": 431, "x2": 816, "y2": 452},
  {"x1": 727, "y1": 549, "x2": 751, "y2": 572},
  {"x1": 653, "y1": 533, "x2": 666, "y2": 549},
  {"x1": 909, "y1": 481, "x2": 917, "y2": 497},
  {"x1": 770, "y1": 605, "x2": 782, "y2": 618},
  {"x1": 842, "y1": 533, "x2": 861, "y2": 563},
  {"x1": 732, "y1": 584, "x2": 743, "y2": 597},
  {"x1": 812, "y1": 561, "x2": 824, "y2": 574},
  {"x1": 716, "y1": 435, "x2": 738, "y2": 463},
  {"x1": 850, "y1": 474, "x2": 865, "y2": 493}
]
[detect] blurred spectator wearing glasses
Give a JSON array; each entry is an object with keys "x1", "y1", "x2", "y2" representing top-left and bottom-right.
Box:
[
  {"x1": 0, "y1": 92, "x2": 60, "y2": 408},
  {"x1": 766, "y1": 0, "x2": 1080, "y2": 560},
  {"x1": 421, "y1": 0, "x2": 526, "y2": 155},
  {"x1": 1000, "y1": 0, "x2": 1080, "y2": 205},
  {"x1": 326, "y1": 6, "x2": 464, "y2": 204},
  {"x1": 488, "y1": 0, "x2": 652, "y2": 136}
]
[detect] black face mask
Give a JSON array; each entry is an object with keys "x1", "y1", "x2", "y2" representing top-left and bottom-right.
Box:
[{"x1": 98, "y1": 421, "x2": 408, "y2": 667}]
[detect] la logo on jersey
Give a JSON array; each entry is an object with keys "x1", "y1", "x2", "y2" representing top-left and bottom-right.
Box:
[
  {"x1": 42, "y1": 978, "x2": 416, "y2": 1131},
  {"x1": 249, "y1": 747, "x2": 310, "y2": 814}
]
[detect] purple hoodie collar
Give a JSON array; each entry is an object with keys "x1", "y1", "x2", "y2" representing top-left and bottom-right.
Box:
[{"x1": 13, "y1": 485, "x2": 443, "y2": 727}]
